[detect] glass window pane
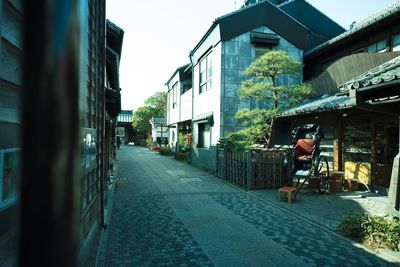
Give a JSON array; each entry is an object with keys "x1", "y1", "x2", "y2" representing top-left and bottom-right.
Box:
[
  {"x1": 207, "y1": 57, "x2": 212, "y2": 79},
  {"x1": 367, "y1": 44, "x2": 376, "y2": 52},
  {"x1": 392, "y1": 34, "x2": 400, "y2": 51},
  {"x1": 376, "y1": 40, "x2": 386, "y2": 52}
]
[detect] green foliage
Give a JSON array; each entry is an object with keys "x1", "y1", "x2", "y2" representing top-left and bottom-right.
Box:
[
  {"x1": 243, "y1": 50, "x2": 301, "y2": 79},
  {"x1": 158, "y1": 146, "x2": 172, "y2": 155},
  {"x1": 144, "y1": 91, "x2": 168, "y2": 116},
  {"x1": 337, "y1": 213, "x2": 368, "y2": 240},
  {"x1": 146, "y1": 136, "x2": 153, "y2": 148},
  {"x1": 132, "y1": 91, "x2": 167, "y2": 136},
  {"x1": 219, "y1": 129, "x2": 253, "y2": 151},
  {"x1": 363, "y1": 215, "x2": 400, "y2": 251},
  {"x1": 337, "y1": 213, "x2": 400, "y2": 251},
  {"x1": 132, "y1": 106, "x2": 158, "y2": 136},
  {"x1": 178, "y1": 133, "x2": 189, "y2": 152},
  {"x1": 227, "y1": 50, "x2": 314, "y2": 149}
]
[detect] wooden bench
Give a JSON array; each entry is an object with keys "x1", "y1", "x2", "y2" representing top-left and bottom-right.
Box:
[{"x1": 278, "y1": 186, "x2": 297, "y2": 203}]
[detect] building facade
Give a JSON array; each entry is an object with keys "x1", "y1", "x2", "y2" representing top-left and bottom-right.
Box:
[
  {"x1": 187, "y1": 0, "x2": 343, "y2": 172},
  {"x1": 117, "y1": 110, "x2": 134, "y2": 144},
  {"x1": 149, "y1": 117, "x2": 168, "y2": 146},
  {"x1": 278, "y1": 1, "x2": 400, "y2": 215},
  {"x1": 0, "y1": 1, "x2": 22, "y2": 263},
  {"x1": 166, "y1": 64, "x2": 192, "y2": 152},
  {"x1": 0, "y1": 1, "x2": 124, "y2": 264}
]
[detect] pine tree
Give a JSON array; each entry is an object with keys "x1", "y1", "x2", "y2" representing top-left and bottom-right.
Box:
[{"x1": 224, "y1": 50, "x2": 313, "y2": 149}]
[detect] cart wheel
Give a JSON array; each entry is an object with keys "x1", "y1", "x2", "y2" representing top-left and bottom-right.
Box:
[{"x1": 316, "y1": 156, "x2": 330, "y2": 194}]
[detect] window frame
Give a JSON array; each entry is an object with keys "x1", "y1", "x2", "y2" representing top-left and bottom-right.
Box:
[
  {"x1": 392, "y1": 33, "x2": 400, "y2": 51},
  {"x1": 199, "y1": 52, "x2": 212, "y2": 94},
  {"x1": 367, "y1": 39, "x2": 387, "y2": 53},
  {"x1": 197, "y1": 123, "x2": 211, "y2": 149},
  {"x1": 172, "y1": 82, "x2": 178, "y2": 109}
]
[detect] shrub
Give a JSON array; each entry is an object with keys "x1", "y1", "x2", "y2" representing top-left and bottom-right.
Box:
[
  {"x1": 178, "y1": 133, "x2": 189, "y2": 152},
  {"x1": 158, "y1": 146, "x2": 172, "y2": 155},
  {"x1": 219, "y1": 129, "x2": 253, "y2": 151},
  {"x1": 363, "y1": 215, "x2": 400, "y2": 251},
  {"x1": 146, "y1": 137, "x2": 153, "y2": 148},
  {"x1": 337, "y1": 213, "x2": 400, "y2": 251},
  {"x1": 337, "y1": 213, "x2": 368, "y2": 240}
]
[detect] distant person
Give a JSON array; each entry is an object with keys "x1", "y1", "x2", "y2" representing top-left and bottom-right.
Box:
[{"x1": 116, "y1": 136, "x2": 121, "y2": 150}]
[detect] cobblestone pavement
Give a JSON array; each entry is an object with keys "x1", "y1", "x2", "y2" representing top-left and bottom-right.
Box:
[{"x1": 96, "y1": 146, "x2": 397, "y2": 266}]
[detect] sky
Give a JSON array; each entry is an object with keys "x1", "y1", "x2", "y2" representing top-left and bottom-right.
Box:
[{"x1": 106, "y1": 0, "x2": 396, "y2": 111}]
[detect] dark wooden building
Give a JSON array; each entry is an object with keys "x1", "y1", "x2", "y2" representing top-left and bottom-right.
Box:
[
  {"x1": 277, "y1": 2, "x2": 400, "y2": 215},
  {"x1": 0, "y1": 1, "x2": 124, "y2": 265},
  {"x1": 0, "y1": 0, "x2": 22, "y2": 264},
  {"x1": 117, "y1": 110, "x2": 134, "y2": 144}
]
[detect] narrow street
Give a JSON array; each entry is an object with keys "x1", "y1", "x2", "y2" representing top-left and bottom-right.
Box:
[{"x1": 96, "y1": 146, "x2": 393, "y2": 267}]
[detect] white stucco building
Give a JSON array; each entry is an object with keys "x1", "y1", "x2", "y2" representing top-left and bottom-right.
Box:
[
  {"x1": 149, "y1": 117, "x2": 168, "y2": 146},
  {"x1": 166, "y1": 64, "x2": 192, "y2": 152},
  {"x1": 166, "y1": 0, "x2": 344, "y2": 172}
]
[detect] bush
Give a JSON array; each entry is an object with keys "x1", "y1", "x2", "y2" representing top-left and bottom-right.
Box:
[
  {"x1": 158, "y1": 146, "x2": 172, "y2": 155},
  {"x1": 219, "y1": 129, "x2": 253, "y2": 151},
  {"x1": 178, "y1": 133, "x2": 189, "y2": 152},
  {"x1": 363, "y1": 215, "x2": 400, "y2": 251},
  {"x1": 146, "y1": 137, "x2": 153, "y2": 148},
  {"x1": 337, "y1": 213, "x2": 368, "y2": 240},
  {"x1": 337, "y1": 213, "x2": 400, "y2": 251}
]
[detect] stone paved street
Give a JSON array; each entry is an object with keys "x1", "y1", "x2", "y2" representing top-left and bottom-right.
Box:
[{"x1": 96, "y1": 146, "x2": 397, "y2": 266}]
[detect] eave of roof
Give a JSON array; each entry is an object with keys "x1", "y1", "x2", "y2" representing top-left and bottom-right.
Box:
[
  {"x1": 106, "y1": 45, "x2": 120, "y2": 90},
  {"x1": 280, "y1": 94, "x2": 352, "y2": 117},
  {"x1": 106, "y1": 19, "x2": 124, "y2": 57},
  {"x1": 338, "y1": 55, "x2": 400, "y2": 91},
  {"x1": 165, "y1": 63, "x2": 191, "y2": 88},
  {"x1": 306, "y1": 0, "x2": 400, "y2": 57},
  {"x1": 190, "y1": 0, "x2": 311, "y2": 57},
  {"x1": 278, "y1": 0, "x2": 344, "y2": 38},
  {"x1": 149, "y1": 117, "x2": 167, "y2": 125}
]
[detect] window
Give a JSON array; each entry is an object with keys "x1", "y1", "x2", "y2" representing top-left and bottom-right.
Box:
[
  {"x1": 367, "y1": 39, "x2": 386, "y2": 52},
  {"x1": 172, "y1": 82, "x2": 178, "y2": 109},
  {"x1": 182, "y1": 84, "x2": 191, "y2": 94},
  {"x1": 392, "y1": 33, "x2": 400, "y2": 51},
  {"x1": 199, "y1": 52, "x2": 212, "y2": 93},
  {"x1": 198, "y1": 123, "x2": 211, "y2": 148},
  {"x1": 255, "y1": 44, "x2": 271, "y2": 59}
]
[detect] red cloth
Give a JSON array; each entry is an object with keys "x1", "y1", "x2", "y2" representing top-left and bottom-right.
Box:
[
  {"x1": 293, "y1": 139, "x2": 315, "y2": 158},
  {"x1": 279, "y1": 186, "x2": 296, "y2": 191}
]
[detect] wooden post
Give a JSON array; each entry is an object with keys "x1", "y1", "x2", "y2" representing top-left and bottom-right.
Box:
[{"x1": 247, "y1": 149, "x2": 253, "y2": 190}]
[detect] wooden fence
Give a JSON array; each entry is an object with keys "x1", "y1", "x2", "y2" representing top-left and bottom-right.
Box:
[{"x1": 217, "y1": 147, "x2": 290, "y2": 190}]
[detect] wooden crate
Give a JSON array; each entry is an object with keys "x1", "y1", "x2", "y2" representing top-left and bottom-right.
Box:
[
  {"x1": 343, "y1": 179, "x2": 359, "y2": 191},
  {"x1": 329, "y1": 179, "x2": 343, "y2": 193}
]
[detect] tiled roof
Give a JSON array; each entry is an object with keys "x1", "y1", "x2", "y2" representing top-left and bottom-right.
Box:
[
  {"x1": 338, "y1": 55, "x2": 400, "y2": 90},
  {"x1": 306, "y1": 0, "x2": 400, "y2": 56},
  {"x1": 280, "y1": 94, "x2": 352, "y2": 117}
]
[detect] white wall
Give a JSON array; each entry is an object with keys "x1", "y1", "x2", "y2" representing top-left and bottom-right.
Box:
[
  {"x1": 166, "y1": 74, "x2": 180, "y2": 125},
  {"x1": 180, "y1": 89, "x2": 192, "y2": 122},
  {"x1": 192, "y1": 42, "x2": 222, "y2": 147},
  {"x1": 151, "y1": 124, "x2": 168, "y2": 142}
]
